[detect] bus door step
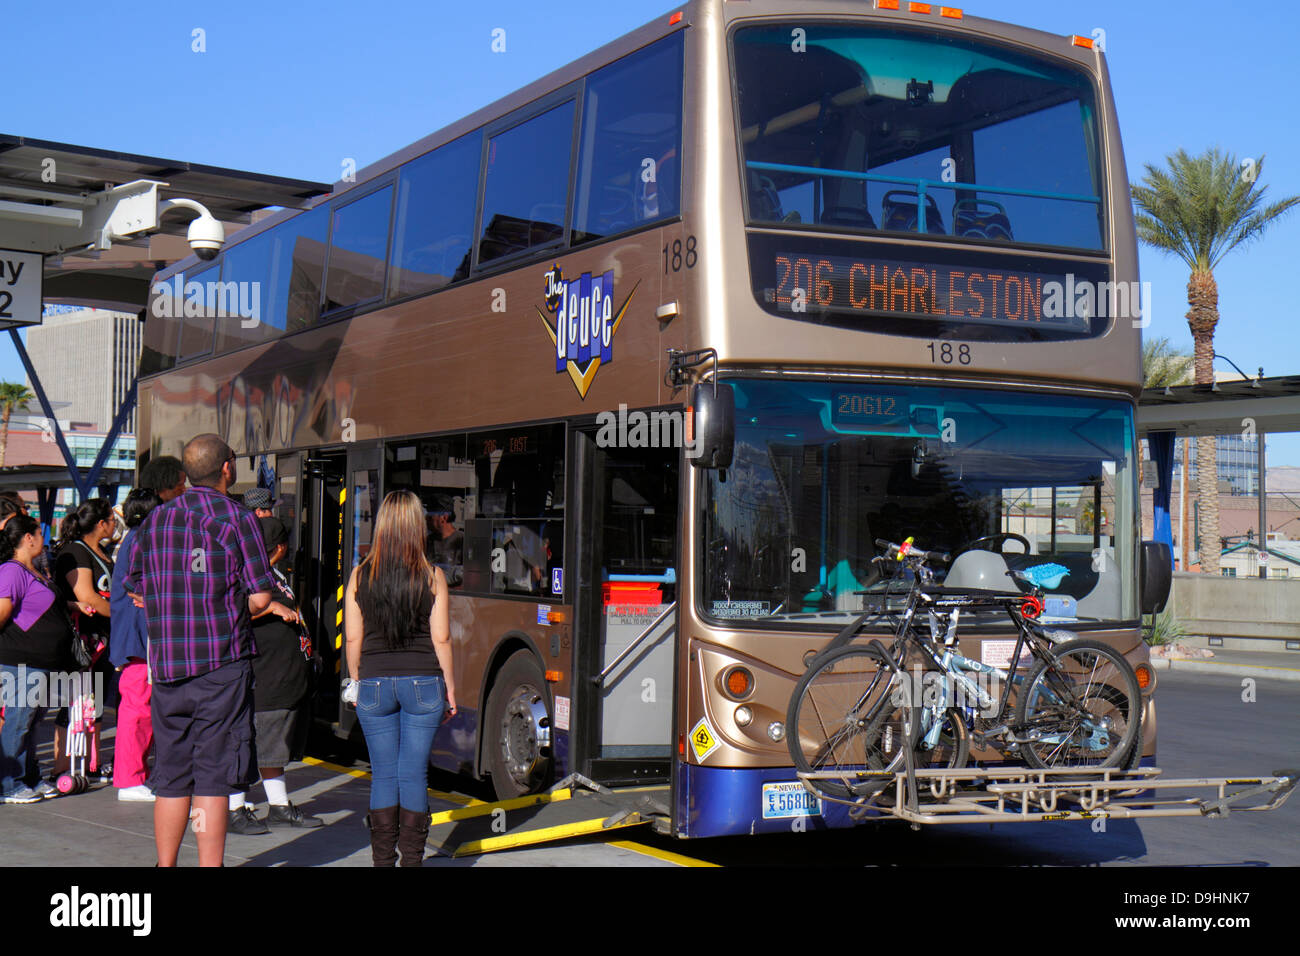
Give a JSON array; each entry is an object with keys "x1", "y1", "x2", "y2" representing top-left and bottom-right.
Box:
[{"x1": 425, "y1": 783, "x2": 669, "y2": 857}]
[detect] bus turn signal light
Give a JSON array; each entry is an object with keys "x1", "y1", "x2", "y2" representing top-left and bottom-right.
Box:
[
  {"x1": 876, "y1": 0, "x2": 901, "y2": 10},
  {"x1": 908, "y1": 2, "x2": 932, "y2": 13},
  {"x1": 669, "y1": 11, "x2": 682, "y2": 25},
  {"x1": 1135, "y1": 663, "x2": 1153, "y2": 691},
  {"x1": 724, "y1": 666, "x2": 753, "y2": 699},
  {"x1": 940, "y1": 6, "x2": 963, "y2": 18},
  {"x1": 1071, "y1": 35, "x2": 1095, "y2": 48},
  {"x1": 547, "y1": 610, "x2": 567, "y2": 624},
  {"x1": 545, "y1": 670, "x2": 562, "y2": 683}
]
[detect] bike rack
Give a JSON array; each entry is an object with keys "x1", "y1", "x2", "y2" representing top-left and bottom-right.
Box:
[{"x1": 797, "y1": 766, "x2": 1298, "y2": 826}]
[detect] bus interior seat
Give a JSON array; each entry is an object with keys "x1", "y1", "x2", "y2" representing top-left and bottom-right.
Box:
[
  {"x1": 748, "y1": 172, "x2": 783, "y2": 221},
  {"x1": 598, "y1": 183, "x2": 636, "y2": 234},
  {"x1": 643, "y1": 152, "x2": 679, "y2": 219},
  {"x1": 953, "y1": 198, "x2": 1013, "y2": 241},
  {"x1": 881, "y1": 189, "x2": 946, "y2": 235},
  {"x1": 820, "y1": 204, "x2": 877, "y2": 228},
  {"x1": 944, "y1": 548, "x2": 1019, "y2": 592}
]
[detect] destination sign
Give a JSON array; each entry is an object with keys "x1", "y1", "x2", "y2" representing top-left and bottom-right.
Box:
[{"x1": 771, "y1": 252, "x2": 1090, "y2": 333}]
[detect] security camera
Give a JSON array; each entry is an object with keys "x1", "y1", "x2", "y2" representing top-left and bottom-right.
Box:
[{"x1": 187, "y1": 214, "x2": 225, "y2": 261}]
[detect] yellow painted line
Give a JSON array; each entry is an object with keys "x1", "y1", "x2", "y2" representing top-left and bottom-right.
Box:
[
  {"x1": 301, "y1": 757, "x2": 370, "y2": 781},
  {"x1": 607, "y1": 840, "x2": 718, "y2": 867},
  {"x1": 298, "y1": 757, "x2": 483, "y2": 807},
  {"x1": 451, "y1": 814, "x2": 645, "y2": 857},
  {"x1": 428, "y1": 788, "x2": 571, "y2": 824}
]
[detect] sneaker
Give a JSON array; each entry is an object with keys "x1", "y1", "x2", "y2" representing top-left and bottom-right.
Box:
[
  {"x1": 228, "y1": 805, "x2": 269, "y2": 835},
  {"x1": 2, "y1": 786, "x2": 43, "y2": 804},
  {"x1": 265, "y1": 802, "x2": 324, "y2": 829},
  {"x1": 33, "y1": 780, "x2": 59, "y2": 800},
  {"x1": 117, "y1": 785, "x2": 155, "y2": 803}
]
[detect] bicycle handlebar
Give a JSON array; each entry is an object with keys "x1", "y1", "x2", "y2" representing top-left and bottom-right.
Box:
[{"x1": 875, "y1": 537, "x2": 950, "y2": 565}]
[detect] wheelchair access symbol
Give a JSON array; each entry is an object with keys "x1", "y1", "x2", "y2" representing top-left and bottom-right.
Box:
[
  {"x1": 690, "y1": 719, "x2": 719, "y2": 760},
  {"x1": 551, "y1": 568, "x2": 563, "y2": 596}
]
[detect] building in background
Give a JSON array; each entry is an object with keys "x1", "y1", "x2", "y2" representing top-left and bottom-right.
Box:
[
  {"x1": 24, "y1": 307, "x2": 142, "y2": 434},
  {"x1": 1171, "y1": 432, "x2": 1263, "y2": 497}
]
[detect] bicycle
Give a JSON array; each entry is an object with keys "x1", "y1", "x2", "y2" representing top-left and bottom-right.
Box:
[{"x1": 786, "y1": 538, "x2": 1143, "y2": 799}]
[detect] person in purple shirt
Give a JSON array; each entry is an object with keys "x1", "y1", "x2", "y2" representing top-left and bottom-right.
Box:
[{"x1": 123, "y1": 434, "x2": 285, "y2": 867}]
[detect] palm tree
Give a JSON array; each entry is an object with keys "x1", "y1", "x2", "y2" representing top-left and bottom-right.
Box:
[
  {"x1": 0, "y1": 382, "x2": 35, "y2": 469},
  {"x1": 1131, "y1": 149, "x2": 1300, "y2": 573},
  {"x1": 1141, "y1": 336, "x2": 1194, "y2": 388}
]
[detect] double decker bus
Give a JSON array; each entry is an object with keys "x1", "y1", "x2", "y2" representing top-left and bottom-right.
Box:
[{"x1": 139, "y1": 0, "x2": 1167, "y2": 839}]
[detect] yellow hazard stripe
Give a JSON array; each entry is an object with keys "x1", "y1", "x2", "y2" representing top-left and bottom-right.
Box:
[
  {"x1": 607, "y1": 840, "x2": 718, "y2": 867},
  {"x1": 337, "y1": 586, "x2": 344, "y2": 602},
  {"x1": 427, "y1": 788, "x2": 572, "y2": 825},
  {"x1": 339, "y1": 488, "x2": 346, "y2": 505},
  {"x1": 298, "y1": 757, "x2": 483, "y2": 808},
  {"x1": 451, "y1": 813, "x2": 644, "y2": 857}
]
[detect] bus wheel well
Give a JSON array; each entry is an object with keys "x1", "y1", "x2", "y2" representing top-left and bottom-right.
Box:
[{"x1": 475, "y1": 633, "x2": 545, "y2": 779}]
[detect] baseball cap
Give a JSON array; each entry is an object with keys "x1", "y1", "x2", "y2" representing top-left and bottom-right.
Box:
[{"x1": 244, "y1": 487, "x2": 273, "y2": 511}]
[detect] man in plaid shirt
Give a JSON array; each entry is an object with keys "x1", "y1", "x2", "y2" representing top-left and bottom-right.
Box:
[{"x1": 125, "y1": 434, "x2": 278, "y2": 867}]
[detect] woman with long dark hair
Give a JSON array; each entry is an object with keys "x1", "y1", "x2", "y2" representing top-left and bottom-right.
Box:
[
  {"x1": 53, "y1": 498, "x2": 116, "y2": 781},
  {"x1": 344, "y1": 490, "x2": 456, "y2": 866},
  {"x1": 0, "y1": 514, "x2": 74, "y2": 802}
]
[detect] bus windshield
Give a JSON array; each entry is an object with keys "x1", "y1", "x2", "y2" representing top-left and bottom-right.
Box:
[
  {"x1": 734, "y1": 23, "x2": 1105, "y2": 250},
  {"x1": 700, "y1": 380, "x2": 1138, "y2": 626}
]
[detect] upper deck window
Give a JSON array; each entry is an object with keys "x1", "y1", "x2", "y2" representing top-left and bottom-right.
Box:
[
  {"x1": 325, "y1": 186, "x2": 393, "y2": 313},
  {"x1": 389, "y1": 132, "x2": 481, "y2": 298},
  {"x1": 572, "y1": 32, "x2": 685, "y2": 244},
  {"x1": 734, "y1": 24, "x2": 1105, "y2": 251},
  {"x1": 478, "y1": 101, "x2": 576, "y2": 266}
]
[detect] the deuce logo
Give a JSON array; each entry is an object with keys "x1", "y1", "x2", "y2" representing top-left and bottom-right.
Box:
[{"x1": 537, "y1": 264, "x2": 638, "y2": 399}]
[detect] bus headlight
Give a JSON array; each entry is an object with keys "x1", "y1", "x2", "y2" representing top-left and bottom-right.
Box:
[
  {"x1": 767, "y1": 721, "x2": 785, "y2": 742},
  {"x1": 734, "y1": 705, "x2": 753, "y2": 727}
]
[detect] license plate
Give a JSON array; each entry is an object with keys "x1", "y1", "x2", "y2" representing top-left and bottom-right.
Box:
[{"x1": 761, "y1": 782, "x2": 822, "y2": 819}]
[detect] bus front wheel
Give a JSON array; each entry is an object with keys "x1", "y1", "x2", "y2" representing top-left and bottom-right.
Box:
[{"x1": 485, "y1": 652, "x2": 554, "y2": 800}]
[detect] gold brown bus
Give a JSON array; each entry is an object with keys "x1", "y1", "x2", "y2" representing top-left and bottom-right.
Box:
[{"x1": 139, "y1": 0, "x2": 1168, "y2": 838}]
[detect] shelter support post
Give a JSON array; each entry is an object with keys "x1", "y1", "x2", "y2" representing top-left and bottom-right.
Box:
[{"x1": 1147, "y1": 430, "x2": 1175, "y2": 571}]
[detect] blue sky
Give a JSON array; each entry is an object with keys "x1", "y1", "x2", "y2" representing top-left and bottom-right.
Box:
[{"x1": 7, "y1": 0, "x2": 1300, "y2": 462}]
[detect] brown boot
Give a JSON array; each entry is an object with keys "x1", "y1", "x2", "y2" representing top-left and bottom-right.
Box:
[
  {"x1": 366, "y1": 806, "x2": 399, "y2": 867},
  {"x1": 397, "y1": 808, "x2": 430, "y2": 867}
]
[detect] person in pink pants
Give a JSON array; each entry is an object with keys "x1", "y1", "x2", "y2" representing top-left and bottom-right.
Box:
[{"x1": 109, "y1": 489, "x2": 162, "y2": 802}]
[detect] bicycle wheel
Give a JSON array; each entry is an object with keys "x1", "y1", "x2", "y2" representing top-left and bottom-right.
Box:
[
  {"x1": 1014, "y1": 638, "x2": 1141, "y2": 770},
  {"x1": 787, "y1": 644, "x2": 906, "y2": 798}
]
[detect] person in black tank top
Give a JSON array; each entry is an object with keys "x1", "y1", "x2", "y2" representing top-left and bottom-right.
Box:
[
  {"x1": 344, "y1": 490, "x2": 456, "y2": 866},
  {"x1": 52, "y1": 498, "x2": 117, "y2": 782}
]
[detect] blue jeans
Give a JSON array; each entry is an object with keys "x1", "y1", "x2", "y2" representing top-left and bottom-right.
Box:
[
  {"x1": 355, "y1": 675, "x2": 445, "y2": 812},
  {"x1": 1, "y1": 664, "x2": 48, "y2": 796}
]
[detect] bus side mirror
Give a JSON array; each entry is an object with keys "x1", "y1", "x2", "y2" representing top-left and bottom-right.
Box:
[
  {"x1": 689, "y1": 382, "x2": 734, "y2": 469},
  {"x1": 1140, "y1": 540, "x2": 1172, "y2": 615}
]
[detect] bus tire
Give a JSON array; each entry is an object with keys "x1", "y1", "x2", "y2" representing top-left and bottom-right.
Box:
[{"x1": 485, "y1": 652, "x2": 554, "y2": 800}]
